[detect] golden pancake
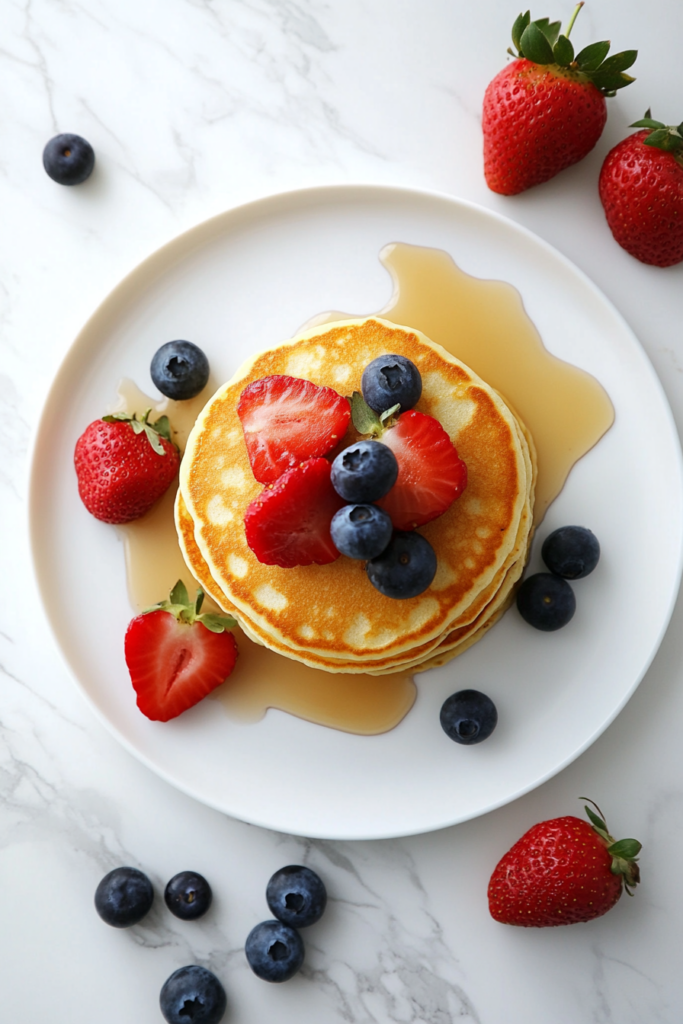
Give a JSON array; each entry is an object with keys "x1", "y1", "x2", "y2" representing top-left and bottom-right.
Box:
[{"x1": 180, "y1": 318, "x2": 532, "y2": 663}]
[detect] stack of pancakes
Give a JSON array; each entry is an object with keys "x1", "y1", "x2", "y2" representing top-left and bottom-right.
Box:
[{"x1": 176, "y1": 318, "x2": 536, "y2": 675}]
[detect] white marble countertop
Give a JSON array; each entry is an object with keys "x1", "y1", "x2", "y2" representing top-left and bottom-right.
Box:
[{"x1": 3, "y1": 1, "x2": 683, "y2": 1020}]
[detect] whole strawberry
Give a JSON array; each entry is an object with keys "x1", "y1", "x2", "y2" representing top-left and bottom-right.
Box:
[
  {"x1": 599, "y1": 112, "x2": 683, "y2": 267},
  {"x1": 74, "y1": 410, "x2": 179, "y2": 524},
  {"x1": 488, "y1": 800, "x2": 641, "y2": 926},
  {"x1": 483, "y1": 5, "x2": 637, "y2": 195}
]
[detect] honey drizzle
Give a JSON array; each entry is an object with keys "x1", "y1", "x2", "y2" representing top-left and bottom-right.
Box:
[{"x1": 115, "y1": 242, "x2": 613, "y2": 735}]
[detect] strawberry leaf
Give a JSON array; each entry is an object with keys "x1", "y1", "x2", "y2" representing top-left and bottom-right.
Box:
[
  {"x1": 379, "y1": 403, "x2": 401, "y2": 425},
  {"x1": 153, "y1": 415, "x2": 172, "y2": 443},
  {"x1": 631, "y1": 116, "x2": 666, "y2": 130},
  {"x1": 197, "y1": 612, "x2": 238, "y2": 633},
  {"x1": 511, "y1": 10, "x2": 531, "y2": 53},
  {"x1": 575, "y1": 39, "x2": 610, "y2": 71},
  {"x1": 607, "y1": 839, "x2": 642, "y2": 859},
  {"x1": 598, "y1": 50, "x2": 637, "y2": 74},
  {"x1": 584, "y1": 805, "x2": 609, "y2": 834},
  {"x1": 552, "y1": 34, "x2": 574, "y2": 65},
  {"x1": 349, "y1": 392, "x2": 384, "y2": 436},
  {"x1": 591, "y1": 70, "x2": 635, "y2": 94},
  {"x1": 170, "y1": 579, "x2": 190, "y2": 607},
  {"x1": 519, "y1": 21, "x2": 554, "y2": 64},
  {"x1": 533, "y1": 17, "x2": 561, "y2": 47}
]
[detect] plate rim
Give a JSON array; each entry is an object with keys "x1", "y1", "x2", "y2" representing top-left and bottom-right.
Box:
[{"x1": 28, "y1": 182, "x2": 683, "y2": 839}]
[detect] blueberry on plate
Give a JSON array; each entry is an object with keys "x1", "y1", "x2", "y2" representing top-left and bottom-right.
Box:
[
  {"x1": 367, "y1": 530, "x2": 437, "y2": 599},
  {"x1": 94, "y1": 866, "x2": 154, "y2": 928},
  {"x1": 164, "y1": 871, "x2": 212, "y2": 921},
  {"x1": 266, "y1": 865, "x2": 327, "y2": 929},
  {"x1": 245, "y1": 920, "x2": 305, "y2": 982},
  {"x1": 542, "y1": 525, "x2": 600, "y2": 580},
  {"x1": 440, "y1": 690, "x2": 498, "y2": 745},
  {"x1": 330, "y1": 504, "x2": 393, "y2": 560},
  {"x1": 151, "y1": 340, "x2": 210, "y2": 401},
  {"x1": 160, "y1": 965, "x2": 226, "y2": 1024},
  {"x1": 42, "y1": 133, "x2": 95, "y2": 185},
  {"x1": 331, "y1": 440, "x2": 398, "y2": 503},
  {"x1": 516, "y1": 572, "x2": 576, "y2": 631},
  {"x1": 361, "y1": 353, "x2": 422, "y2": 414}
]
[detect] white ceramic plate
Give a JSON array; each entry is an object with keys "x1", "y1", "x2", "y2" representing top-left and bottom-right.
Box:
[{"x1": 30, "y1": 185, "x2": 683, "y2": 840}]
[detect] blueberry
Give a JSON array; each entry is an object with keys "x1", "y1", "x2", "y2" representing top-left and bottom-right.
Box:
[
  {"x1": 440, "y1": 689, "x2": 498, "y2": 745},
  {"x1": 245, "y1": 920, "x2": 305, "y2": 982},
  {"x1": 542, "y1": 525, "x2": 600, "y2": 580},
  {"x1": 42, "y1": 133, "x2": 95, "y2": 185},
  {"x1": 164, "y1": 871, "x2": 212, "y2": 921},
  {"x1": 94, "y1": 866, "x2": 153, "y2": 928},
  {"x1": 367, "y1": 530, "x2": 436, "y2": 599},
  {"x1": 331, "y1": 440, "x2": 398, "y2": 503},
  {"x1": 160, "y1": 965, "x2": 226, "y2": 1024},
  {"x1": 361, "y1": 354, "x2": 422, "y2": 414},
  {"x1": 151, "y1": 340, "x2": 210, "y2": 400},
  {"x1": 516, "y1": 572, "x2": 576, "y2": 631},
  {"x1": 330, "y1": 504, "x2": 393, "y2": 560},
  {"x1": 266, "y1": 865, "x2": 327, "y2": 929}
]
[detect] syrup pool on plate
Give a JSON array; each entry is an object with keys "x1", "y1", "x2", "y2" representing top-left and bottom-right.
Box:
[{"x1": 114, "y1": 243, "x2": 613, "y2": 735}]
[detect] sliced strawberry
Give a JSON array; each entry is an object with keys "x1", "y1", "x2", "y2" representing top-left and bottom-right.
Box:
[
  {"x1": 376, "y1": 410, "x2": 467, "y2": 530},
  {"x1": 124, "y1": 581, "x2": 238, "y2": 722},
  {"x1": 237, "y1": 375, "x2": 351, "y2": 484},
  {"x1": 244, "y1": 457, "x2": 345, "y2": 568}
]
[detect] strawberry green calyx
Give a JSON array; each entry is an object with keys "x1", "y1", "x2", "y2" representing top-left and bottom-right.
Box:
[
  {"x1": 508, "y1": 6, "x2": 637, "y2": 96},
  {"x1": 580, "y1": 798, "x2": 641, "y2": 894},
  {"x1": 145, "y1": 580, "x2": 237, "y2": 633},
  {"x1": 631, "y1": 110, "x2": 683, "y2": 163},
  {"x1": 102, "y1": 409, "x2": 176, "y2": 456},
  {"x1": 347, "y1": 392, "x2": 400, "y2": 438}
]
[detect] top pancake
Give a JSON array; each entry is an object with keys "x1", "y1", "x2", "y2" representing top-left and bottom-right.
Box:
[{"x1": 180, "y1": 317, "x2": 530, "y2": 661}]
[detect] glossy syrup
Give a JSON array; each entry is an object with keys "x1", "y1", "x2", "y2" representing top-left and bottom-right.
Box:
[{"x1": 115, "y1": 242, "x2": 613, "y2": 734}]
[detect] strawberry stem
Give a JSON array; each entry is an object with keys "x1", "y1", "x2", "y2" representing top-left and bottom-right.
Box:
[
  {"x1": 579, "y1": 797, "x2": 641, "y2": 896},
  {"x1": 564, "y1": 1, "x2": 583, "y2": 39}
]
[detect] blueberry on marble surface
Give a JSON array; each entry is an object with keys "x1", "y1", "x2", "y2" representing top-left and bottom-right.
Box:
[
  {"x1": 361, "y1": 353, "x2": 422, "y2": 414},
  {"x1": 160, "y1": 965, "x2": 226, "y2": 1024},
  {"x1": 164, "y1": 871, "x2": 212, "y2": 920},
  {"x1": 266, "y1": 865, "x2": 327, "y2": 929},
  {"x1": 94, "y1": 866, "x2": 153, "y2": 928},
  {"x1": 542, "y1": 525, "x2": 600, "y2": 580},
  {"x1": 440, "y1": 690, "x2": 498, "y2": 745},
  {"x1": 151, "y1": 340, "x2": 210, "y2": 400},
  {"x1": 42, "y1": 133, "x2": 95, "y2": 185},
  {"x1": 367, "y1": 530, "x2": 436, "y2": 599},
  {"x1": 245, "y1": 919, "x2": 305, "y2": 982},
  {"x1": 331, "y1": 439, "x2": 398, "y2": 503},
  {"x1": 516, "y1": 572, "x2": 576, "y2": 631},
  {"x1": 330, "y1": 503, "x2": 393, "y2": 560}
]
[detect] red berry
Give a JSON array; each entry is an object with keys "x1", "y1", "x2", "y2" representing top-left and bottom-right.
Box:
[
  {"x1": 488, "y1": 804, "x2": 641, "y2": 927},
  {"x1": 599, "y1": 129, "x2": 683, "y2": 267},
  {"x1": 74, "y1": 413, "x2": 179, "y2": 524},
  {"x1": 376, "y1": 411, "x2": 467, "y2": 531},
  {"x1": 124, "y1": 582, "x2": 238, "y2": 722},
  {"x1": 237, "y1": 375, "x2": 350, "y2": 484},
  {"x1": 244, "y1": 457, "x2": 345, "y2": 568}
]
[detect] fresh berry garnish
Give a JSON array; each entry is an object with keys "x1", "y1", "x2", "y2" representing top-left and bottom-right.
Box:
[
  {"x1": 440, "y1": 690, "x2": 498, "y2": 745},
  {"x1": 483, "y1": 6, "x2": 636, "y2": 195},
  {"x1": 244, "y1": 457, "x2": 345, "y2": 568},
  {"x1": 488, "y1": 799, "x2": 641, "y2": 927},
  {"x1": 164, "y1": 871, "x2": 213, "y2": 920},
  {"x1": 542, "y1": 525, "x2": 600, "y2": 579},
  {"x1": 238, "y1": 375, "x2": 350, "y2": 484},
  {"x1": 330, "y1": 504, "x2": 393, "y2": 560},
  {"x1": 266, "y1": 865, "x2": 327, "y2": 929},
  {"x1": 124, "y1": 581, "x2": 238, "y2": 722},
  {"x1": 366, "y1": 531, "x2": 437, "y2": 599},
  {"x1": 43, "y1": 133, "x2": 95, "y2": 185},
  {"x1": 599, "y1": 112, "x2": 683, "y2": 267},
  {"x1": 376, "y1": 410, "x2": 467, "y2": 530},
  {"x1": 94, "y1": 867, "x2": 154, "y2": 928},
  {"x1": 74, "y1": 410, "x2": 180, "y2": 524},
  {"x1": 330, "y1": 440, "x2": 398, "y2": 503},
  {"x1": 160, "y1": 965, "x2": 227, "y2": 1024},
  {"x1": 516, "y1": 572, "x2": 576, "y2": 630},
  {"x1": 245, "y1": 920, "x2": 305, "y2": 983},
  {"x1": 361, "y1": 353, "x2": 422, "y2": 414},
  {"x1": 151, "y1": 340, "x2": 210, "y2": 400}
]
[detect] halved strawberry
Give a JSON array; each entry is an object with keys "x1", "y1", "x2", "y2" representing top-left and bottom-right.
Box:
[
  {"x1": 244, "y1": 457, "x2": 345, "y2": 568},
  {"x1": 124, "y1": 581, "x2": 238, "y2": 722},
  {"x1": 237, "y1": 375, "x2": 350, "y2": 483},
  {"x1": 377, "y1": 410, "x2": 467, "y2": 530}
]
